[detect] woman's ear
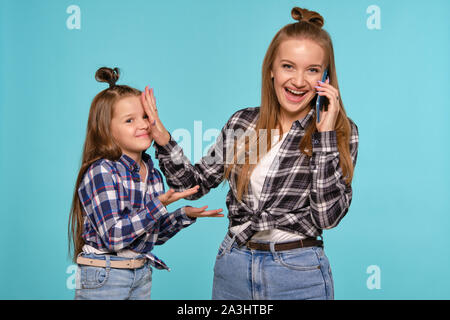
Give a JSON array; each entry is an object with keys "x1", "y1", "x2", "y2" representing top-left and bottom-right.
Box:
[{"x1": 270, "y1": 71, "x2": 274, "y2": 79}]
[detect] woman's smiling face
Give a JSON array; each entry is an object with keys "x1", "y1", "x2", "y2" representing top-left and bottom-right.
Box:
[{"x1": 271, "y1": 38, "x2": 326, "y2": 121}]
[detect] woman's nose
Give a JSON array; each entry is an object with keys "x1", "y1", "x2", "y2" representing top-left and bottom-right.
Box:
[{"x1": 291, "y1": 72, "x2": 306, "y2": 87}]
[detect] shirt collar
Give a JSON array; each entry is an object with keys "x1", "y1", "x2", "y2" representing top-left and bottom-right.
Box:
[
  {"x1": 293, "y1": 107, "x2": 315, "y2": 129},
  {"x1": 119, "y1": 152, "x2": 154, "y2": 173}
]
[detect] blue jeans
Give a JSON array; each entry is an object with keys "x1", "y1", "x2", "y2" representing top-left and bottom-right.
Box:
[
  {"x1": 75, "y1": 253, "x2": 152, "y2": 300},
  {"x1": 212, "y1": 233, "x2": 334, "y2": 300}
]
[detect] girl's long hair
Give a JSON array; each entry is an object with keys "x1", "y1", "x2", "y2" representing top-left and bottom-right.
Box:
[
  {"x1": 224, "y1": 7, "x2": 355, "y2": 201},
  {"x1": 68, "y1": 67, "x2": 142, "y2": 262}
]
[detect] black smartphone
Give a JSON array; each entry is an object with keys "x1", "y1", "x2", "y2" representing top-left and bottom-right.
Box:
[{"x1": 316, "y1": 68, "x2": 328, "y2": 123}]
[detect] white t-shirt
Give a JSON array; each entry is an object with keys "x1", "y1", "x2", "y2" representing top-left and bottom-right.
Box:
[{"x1": 230, "y1": 132, "x2": 306, "y2": 242}]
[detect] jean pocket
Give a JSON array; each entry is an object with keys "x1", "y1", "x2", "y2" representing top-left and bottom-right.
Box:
[
  {"x1": 80, "y1": 266, "x2": 110, "y2": 289},
  {"x1": 276, "y1": 248, "x2": 322, "y2": 271}
]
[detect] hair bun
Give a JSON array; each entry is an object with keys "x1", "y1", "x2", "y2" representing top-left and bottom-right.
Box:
[
  {"x1": 291, "y1": 7, "x2": 324, "y2": 28},
  {"x1": 95, "y1": 67, "x2": 120, "y2": 88}
]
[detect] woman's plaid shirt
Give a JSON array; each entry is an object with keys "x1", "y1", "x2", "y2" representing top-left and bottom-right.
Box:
[
  {"x1": 155, "y1": 107, "x2": 359, "y2": 246},
  {"x1": 78, "y1": 152, "x2": 196, "y2": 270}
]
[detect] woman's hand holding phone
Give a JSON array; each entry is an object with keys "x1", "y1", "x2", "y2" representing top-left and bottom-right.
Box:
[{"x1": 315, "y1": 77, "x2": 341, "y2": 132}]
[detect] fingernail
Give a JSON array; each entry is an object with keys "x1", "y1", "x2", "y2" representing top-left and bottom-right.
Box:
[{"x1": 152, "y1": 120, "x2": 156, "y2": 125}]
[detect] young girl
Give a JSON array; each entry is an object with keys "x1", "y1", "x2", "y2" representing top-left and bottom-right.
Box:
[
  {"x1": 145, "y1": 7, "x2": 359, "y2": 300},
  {"x1": 68, "y1": 67, "x2": 223, "y2": 300}
]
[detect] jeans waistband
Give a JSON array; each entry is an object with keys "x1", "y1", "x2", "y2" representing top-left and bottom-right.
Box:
[{"x1": 226, "y1": 230, "x2": 323, "y2": 252}]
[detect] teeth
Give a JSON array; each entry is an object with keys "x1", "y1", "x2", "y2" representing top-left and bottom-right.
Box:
[{"x1": 286, "y1": 88, "x2": 305, "y2": 95}]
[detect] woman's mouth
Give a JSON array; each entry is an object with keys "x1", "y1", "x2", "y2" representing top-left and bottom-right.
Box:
[
  {"x1": 284, "y1": 87, "x2": 308, "y2": 103},
  {"x1": 136, "y1": 133, "x2": 150, "y2": 138}
]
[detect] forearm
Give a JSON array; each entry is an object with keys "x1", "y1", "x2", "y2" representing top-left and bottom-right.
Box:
[
  {"x1": 155, "y1": 133, "x2": 225, "y2": 200},
  {"x1": 90, "y1": 197, "x2": 171, "y2": 251},
  {"x1": 155, "y1": 207, "x2": 196, "y2": 245},
  {"x1": 309, "y1": 130, "x2": 354, "y2": 229}
]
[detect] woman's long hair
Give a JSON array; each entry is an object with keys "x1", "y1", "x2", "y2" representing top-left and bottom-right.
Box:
[
  {"x1": 68, "y1": 67, "x2": 142, "y2": 262},
  {"x1": 225, "y1": 7, "x2": 355, "y2": 201}
]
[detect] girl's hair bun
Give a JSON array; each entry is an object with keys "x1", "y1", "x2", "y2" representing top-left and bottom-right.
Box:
[
  {"x1": 291, "y1": 7, "x2": 324, "y2": 29},
  {"x1": 95, "y1": 67, "x2": 120, "y2": 88}
]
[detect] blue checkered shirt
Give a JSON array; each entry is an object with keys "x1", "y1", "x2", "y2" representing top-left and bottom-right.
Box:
[{"x1": 78, "y1": 152, "x2": 196, "y2": 270}]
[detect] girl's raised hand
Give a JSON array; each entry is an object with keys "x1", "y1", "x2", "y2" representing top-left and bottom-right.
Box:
[
  {"x1": 184, "y1": 205, "x2": 224, "y2": 218},
  {"x1": 158, "y1": 185, "x2": 201, "y2": 207},
  {"x1": 314, "y1": 77, "x2": 341, "y2": 132},
  {"x1": 141, "y1": 85, "x2": 171, "y2": 146}
]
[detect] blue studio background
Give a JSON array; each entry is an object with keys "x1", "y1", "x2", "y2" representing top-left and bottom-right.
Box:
[{"x1": 1, "y1": 0, "x2": 449, "y2": 299}]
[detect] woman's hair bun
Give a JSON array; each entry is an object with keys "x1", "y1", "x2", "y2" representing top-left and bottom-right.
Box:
[
  {"x1": 95, "y1": 67, "x2": 120, "y2": 88},
  {"x1": 291, "y1": 7, "x2": 324, "y2": 29}
]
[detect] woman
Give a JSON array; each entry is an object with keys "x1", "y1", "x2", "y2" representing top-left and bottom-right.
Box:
[{"x1": 142, "y1": 7, "x2": 358, "y2": 300}]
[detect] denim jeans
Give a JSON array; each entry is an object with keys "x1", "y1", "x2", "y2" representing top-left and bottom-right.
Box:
[
  {"x1": 75, "y1": 253, "x2": 152, "y2": 300},
  {"x1": 212, "y1": 232, "x2": 334, "y2": 300}
]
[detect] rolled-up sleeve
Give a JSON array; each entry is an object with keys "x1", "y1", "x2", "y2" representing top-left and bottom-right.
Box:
[{"x1": 309, "y1": 119, "x2": 359, "y2": 229}]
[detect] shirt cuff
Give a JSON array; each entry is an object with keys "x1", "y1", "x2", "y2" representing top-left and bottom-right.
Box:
[
  {"x1": 144, "y1": 196, "x2": 169, "y2": 222},
  {"x1": 178, "y1": 206, "x2": 197, "y2": 223},
  {"x1": 312, "y1": 131, "x2": 338, "y2": 153},
  {"x1": 154, "y1": 133, "x2": 178, "y2": 156}
]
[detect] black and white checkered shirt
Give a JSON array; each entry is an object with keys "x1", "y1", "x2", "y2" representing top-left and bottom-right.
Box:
[{"x1": 155, "y1": 107, "x2": 359, "y2": 246}]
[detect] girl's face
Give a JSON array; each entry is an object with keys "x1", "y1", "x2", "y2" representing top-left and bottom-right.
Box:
[
  {"x1": 271, "y1": 38, "x2": 326, "y2": 121},
  {"x1": 110, "y1": 95, "x2": 152, "y2": 159}
]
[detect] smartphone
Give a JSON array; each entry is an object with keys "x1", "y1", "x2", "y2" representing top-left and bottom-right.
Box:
[{"x1": 316, "y1": 68, "x2": 329, "y2": 123}]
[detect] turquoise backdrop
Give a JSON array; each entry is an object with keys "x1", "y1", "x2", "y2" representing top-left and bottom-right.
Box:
[{"x1": 1, "y1": 0, "x2": 449, "y2": 299}]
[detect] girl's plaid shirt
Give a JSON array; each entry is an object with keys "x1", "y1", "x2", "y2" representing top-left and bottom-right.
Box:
[
  {"x1": 155, "y1": 107, "x2": 359, "y2": 246},
  {"x1": 78, "y1": 152, "x2": 196, "y2": 270}
]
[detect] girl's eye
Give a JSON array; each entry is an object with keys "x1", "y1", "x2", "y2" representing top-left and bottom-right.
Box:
[
  {"x1": 125, "y1": 119, "x2": 133, "y2": 123},
  {"x1": 143, "y1": 115, "x2": 149, "y2": 119}
]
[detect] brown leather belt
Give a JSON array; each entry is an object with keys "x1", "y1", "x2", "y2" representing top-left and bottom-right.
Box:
[
  {"x1": 246, "y1": 238, "x2": 323, "y2": 251},
  {"x1": 76, "y1": 256, "x2": 146, "y2": 269},
  {"x1": 228, "y1": 231, "x2": 323, "y2": 251}
]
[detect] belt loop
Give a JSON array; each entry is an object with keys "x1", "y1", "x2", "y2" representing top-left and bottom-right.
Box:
[
  {"x1": 269, "y1": 242, "x2": 280, "y2": 262},
  {"x1": 225, "y1": 232, "x2": 236, "y2": 253},
  {"x1": 105, "y1": 255, "x2": 111, "y2": 272}
]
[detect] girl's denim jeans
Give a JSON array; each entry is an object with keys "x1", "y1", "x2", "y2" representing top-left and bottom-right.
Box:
[
  {"x1": 212, "y1": 232, "x2": 334, "y2": 300},
  {"x1": 75, "y1": 253, "x2": 152, "y2": 300}
]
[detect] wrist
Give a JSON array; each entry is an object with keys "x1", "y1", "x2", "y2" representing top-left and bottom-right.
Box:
[{"x1": 157, "y1": 132, "x2": 171, "y2": 147}]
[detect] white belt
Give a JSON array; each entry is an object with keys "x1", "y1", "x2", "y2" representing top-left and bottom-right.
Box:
[{"x1": 77, "y1": 256, "x2": 146, "y2": 269}]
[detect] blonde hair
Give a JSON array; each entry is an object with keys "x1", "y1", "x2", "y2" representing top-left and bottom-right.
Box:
[{"x1": 225, "y1": 7, "x2": 354, "y2": 201}]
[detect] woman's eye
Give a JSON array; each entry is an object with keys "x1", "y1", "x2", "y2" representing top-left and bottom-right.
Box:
[
  {"x1": 309, "y1": 68, "x2": 319, "y2": 73},
  {"x1": 282, "y1": 64, "x2": 293, "y2": 69}
]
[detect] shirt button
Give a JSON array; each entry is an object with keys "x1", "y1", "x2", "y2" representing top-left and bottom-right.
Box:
[{"x1": 313, "y1": 139, "x2": 320, "y2": 144}]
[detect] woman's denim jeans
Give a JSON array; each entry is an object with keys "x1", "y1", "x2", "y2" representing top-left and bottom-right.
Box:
[
  {"x1": 212, "y1": 232, "x2": 334, "y2": 300},
  {"x1": 75, "y1": 253, "x2": 152, "y2": 300}
]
